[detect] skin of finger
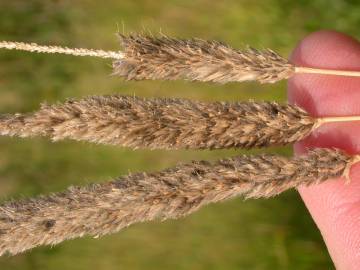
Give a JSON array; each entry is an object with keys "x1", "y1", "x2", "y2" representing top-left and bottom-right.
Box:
[{"x1": 288, "y1": 30, "x2": 360, "y2": 270}]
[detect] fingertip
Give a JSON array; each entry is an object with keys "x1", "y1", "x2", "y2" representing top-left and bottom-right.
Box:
[
  {"x1": 289, "y1": 30, "x2": 360, "y2": 66},
  {"x1": 297, "y1": 163, "x2": 360, "y2": 270},
  {"x1": 288, "y1": 31, "x2": 360, "y2": 269},
  {"x1": 288, "y1": 30, "x2": 360, "y2": 117},
  {"x1": 288, "y1": 30, "x2": 360, "y2": 153}
]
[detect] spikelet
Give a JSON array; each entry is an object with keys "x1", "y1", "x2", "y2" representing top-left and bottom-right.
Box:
[
  {"x1": 0, "y1": 148, "x2": 352, "y2": 256},
  {"x1": 112, "y1": 35, "x2": 295, "y2": 84},
  {"x1": 0, "y1": 40, "x2": 124, "y2": 59},
  {"x1": 0, "y1": 95, "x2": 315, "y2": 149}
]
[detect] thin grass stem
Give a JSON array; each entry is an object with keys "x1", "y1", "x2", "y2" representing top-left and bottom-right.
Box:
[{"x1": 295, "y1": 66, "x2": 360, "y2": 78}]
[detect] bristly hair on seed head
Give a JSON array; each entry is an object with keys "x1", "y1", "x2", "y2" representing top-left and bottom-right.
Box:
[{"x1": 112, "y1": 34, "x2": 295, "y2": 84}]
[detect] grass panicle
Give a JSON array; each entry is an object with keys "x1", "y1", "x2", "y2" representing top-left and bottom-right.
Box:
[
  {"x1": 0, "y1": 148, "x2": 352, "y2": 256},
  {"x1": 0, "y1": 95, "x2": 315, "y2": 149},
  {"x1": 2, "y1": 35, "x2": 360, "y2": 83},
  {"x1": 0, "y1": 40, "x2": 124, "y2": 59},
  {"x1": 113, "y1": 34, "x2": 294, "y2": 84}
]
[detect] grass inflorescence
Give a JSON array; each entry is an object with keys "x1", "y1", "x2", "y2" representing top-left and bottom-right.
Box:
[
  {"x1": 0, "y1": 148, "x2": 352, "y2": 256},
  {"x1": 0, "y1": 95, "x2": 314, "y2": 149}
]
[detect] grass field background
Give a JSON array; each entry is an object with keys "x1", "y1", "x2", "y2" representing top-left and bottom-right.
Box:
[{"x1": 0, "y1": 1, "x2": 359, "y2": 269}]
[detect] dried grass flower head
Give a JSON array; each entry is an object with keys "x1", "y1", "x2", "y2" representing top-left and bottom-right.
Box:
[
  {"x1": 113, "y1": 34, "x2": 295, "y2": 83},
  {"x1": 0, "y1": 95, "x2": 315, "y2": 149},
  {"x1": 2, "y1": 35, "x2": 360, "y2": 83},
  {"x1": 2, "y1": 95, "x2": 360, "y2": 149},
  {"x1": 0, "y1": 148, "x2": 354, "y2": 256}
]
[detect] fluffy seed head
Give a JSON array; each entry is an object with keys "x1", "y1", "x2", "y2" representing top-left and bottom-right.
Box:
[
  {"x1": 0, "y1": 148, "x2": 350, "y2": 256},
  {"x1": 113, "y1": 35, "x2": 295, "y2": 83},
  {"x1": 0, "y1": 95, "x2": 315, "y2": 149}
]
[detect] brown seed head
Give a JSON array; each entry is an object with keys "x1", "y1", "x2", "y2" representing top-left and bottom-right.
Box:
[
  {"x1": 0, "y1": 148, "x2": 350, "y2": 256},
  {"x1": 113, "y1": 34, "x2": 295, "y2": 84},
  {"x1": 0, "y1": 95, "x2": 315, "y2": 149}
]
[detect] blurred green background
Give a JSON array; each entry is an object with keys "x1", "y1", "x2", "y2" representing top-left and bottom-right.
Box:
[{"x1": 0, "y1": 0, "x2": 359, "y2": 269}]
